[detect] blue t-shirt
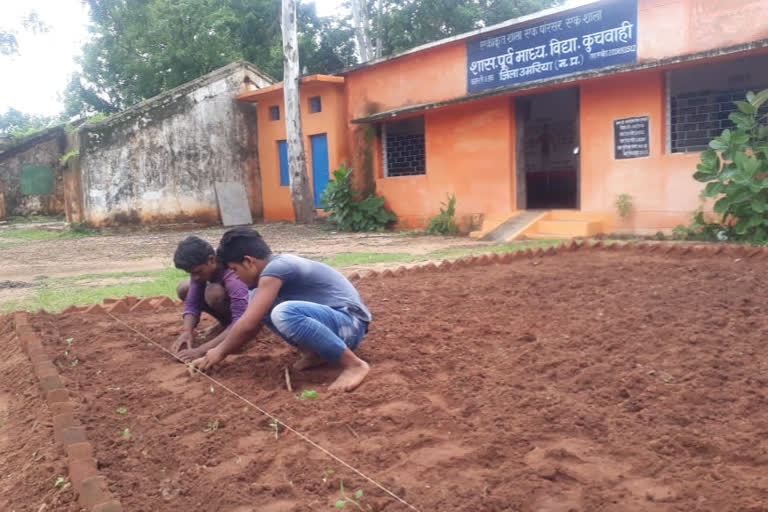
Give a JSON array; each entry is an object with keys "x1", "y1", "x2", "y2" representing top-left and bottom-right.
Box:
[{"x1": 257, "y1": 253, "x2": 372, "y2": 323}]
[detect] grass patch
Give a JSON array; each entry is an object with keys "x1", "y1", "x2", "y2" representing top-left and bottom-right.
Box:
[
  {"x1": 0, "y1": 267, "x2": 186, "y2": 313},
  {"x1": 321, "y1": 239, "x2": 561, "y2": 268},
  {"x1": 0, "y1": 228, "x2": 96, "y2": 241},
  {"x1": 7, "y1": 215, "x2": 65, "y2": 224}
]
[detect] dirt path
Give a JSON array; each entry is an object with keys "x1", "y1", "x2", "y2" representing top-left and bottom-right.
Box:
[
  {"x1": 0, "y1": 223, "x2": 494, "y2": 281},
  {"x1": 10, "y1": 248, "x2": 768, "y2": 511}
]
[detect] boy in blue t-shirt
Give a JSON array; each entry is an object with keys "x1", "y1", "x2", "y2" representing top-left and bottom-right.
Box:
[{"x1": 191, "y1": 227, "x2": 371, "y2": 392}]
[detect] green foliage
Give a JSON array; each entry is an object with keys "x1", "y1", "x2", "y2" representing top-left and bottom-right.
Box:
[
  {"x1": 369, "y1": 0, "x2": 561, "y2": 56},
  {"x1": 321, "y1": 164, "x2": 396, "y2": 232},
  {"x1": 426, "y1": 194, "x2": 459, "y2": 235},
  {"x1": 60, "y1": 150, "x2": 80, "y2": 166},
  {"x1": 334, "y1": 481, "x2": 370, "y2": 510},
  {"x1": 299, "y1": 389, "x2": 318, "y2": 399},
  {"x1": 615, "y1": 193, "x2": 633, "y2": 218},
  {"x1": 67, "y1": 0, "x2": 355, "y2": 115},
  {"x1": 0, "y1": 108, "x2": 58, "y2": 138},
  {"x1": 54, "y1": 476, "x2": 67, "y2": 488},
  {"x1": 688, "y1": 89, "x2": 768, "y2": 243}
]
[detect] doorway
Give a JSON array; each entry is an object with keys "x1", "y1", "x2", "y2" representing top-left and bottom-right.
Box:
[
  {"x1": 310, "y1": 133, "x2": 330, "y2": 208},
  {"x1": 515, "y1": 88, "x2": 580, "y2": 209}
]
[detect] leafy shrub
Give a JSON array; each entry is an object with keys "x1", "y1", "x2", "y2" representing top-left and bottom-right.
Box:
[
  {"x1": 615, "y1": 193, "x2": 633, "y2": 218},
  {"x1": 688, "y1": 89, "x2": 768, "y2": 243},
  {"x1": 426, "y1": 194, "x2": 459, "y2": 235},
  {"x1": 321, "y1": 164, "x2": 396, "y2": 232}
]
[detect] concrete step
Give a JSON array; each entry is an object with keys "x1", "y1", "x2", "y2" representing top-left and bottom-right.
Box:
[
  {"x1": 484, "y1": 210, "x2": 547, "y2": 242},
  {"x1": 534, "y1": 219, "x2": 602, "y2": 237}
]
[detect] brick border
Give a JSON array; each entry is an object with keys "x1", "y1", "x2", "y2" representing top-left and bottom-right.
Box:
[
  {"x1": 13, "y1": 313, "x2": 123, "y2": 512},
  {"x1": 61, "y1": 295, "x2": 183, "y2": 315}
]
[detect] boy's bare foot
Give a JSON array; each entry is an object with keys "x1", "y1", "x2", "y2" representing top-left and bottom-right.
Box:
[
  {"x1": 293, "y1": 350, "x2": 327, "y2": 371},
  {"x1": 329, "y1": 350, "x2": 369, "y2": 392}
]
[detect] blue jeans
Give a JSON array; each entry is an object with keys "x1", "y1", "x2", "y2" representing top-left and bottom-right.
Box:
[{"x1": 265, "y1": 301, "x2": 367, "y2": 362}]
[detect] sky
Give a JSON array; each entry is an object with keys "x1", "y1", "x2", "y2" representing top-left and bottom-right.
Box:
[{"x1": 0, "y1": 0, "x2": 584, "y2": 118}]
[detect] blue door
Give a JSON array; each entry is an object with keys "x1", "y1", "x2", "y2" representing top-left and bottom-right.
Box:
[
  {"x1": 310, "y1": 134, "x2": 330, "y2": 208},
  {"x1": 277, "y1": 140, "x2": 289, "y2": 186}
]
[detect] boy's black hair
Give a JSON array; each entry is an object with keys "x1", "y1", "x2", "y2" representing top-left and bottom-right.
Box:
[
  {"x1": 173, "y1": 236, "x2": 215, "y2": 271},
  {"x1": 217, "y1": 228, "x2": 272, "y2": 263}
]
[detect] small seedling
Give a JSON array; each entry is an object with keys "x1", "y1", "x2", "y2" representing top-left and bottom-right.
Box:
[
  {"x1": 71, "y1": 358, "x2": 79, "y2": 367},
  {"x1": 96, "y1": 369, "x2": 103, "y2": 376},
  {"x1": 334, "y1": 481, "x2": 370, "y2": 510},
  {"x1": 268, "y1": 419, "x2": 280, "y2": 439},
  {"x1": 203, "y1": 420, "x2": 220, "y2": 433},
  {"x1": 64, "y1": 338, "x2": 74, "y2": 346},
  {"x1": 54, "y1": 476, "x2": 67, "y2": 488},
  {"x1": 298, "y1": 389, "x2": 318, "y2": 400},
  {"x1": 321, "y1": 469, "x2": 336, "y2": 484},
  {"x1": 116, "y1": 407, "x2": 128, "y2": 414},
  {"x1": 121, "y1": 428, "x2": 131, "y2": 439}
]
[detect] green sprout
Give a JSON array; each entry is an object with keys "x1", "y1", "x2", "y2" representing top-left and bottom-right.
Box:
[
  {"x1": 321, "y1": 469, "x2": 336, "y2": 484},
  {"x1": 299, "y1": 389, "x2": 318, "y2": 400},
  {"x1": 268, "y1": 419, "x2": 280, "y2": 439},
  {"x1": 71, "y1": 359, "x2": 79, "y2": 367},
  {"x1": 121, "y1": 428, "x2": 131, "y2": 439},
  {"x1": 334, "y1": 481, "x2": 370, "y2": 510},
  {"x1": 54, "y1": 476, "x2": 67, "y2": 488},
  {"x1": 64, "y1": 338, "x2": 74, "y2": 346},
  {"x1": 203, "y1": 420, "x2": 219, "y2": 433},
  {"x1": 116, "y1": 407, "x2": 127, "y2": 414}
]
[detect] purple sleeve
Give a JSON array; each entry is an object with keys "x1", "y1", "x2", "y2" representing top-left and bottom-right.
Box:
[
  {"x1": 222, "y1": 270, "x2": 250, "y2": 328},
  {"x1": 183, "y1": 279, "x2": 205, "y2": 319}
]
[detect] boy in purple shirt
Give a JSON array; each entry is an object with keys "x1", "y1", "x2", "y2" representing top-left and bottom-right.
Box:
[{"x1": 172, "y1": 236, "x2": 249, "y2": 361}]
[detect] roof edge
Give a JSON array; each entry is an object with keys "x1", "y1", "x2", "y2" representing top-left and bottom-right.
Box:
[
  {"x1": 351, "y1": 38, "x2": 768, "y2": 124},
  {"x1": 339, "y1": 0, "x2": 600, "y2": 75},
  {"x1": 236, "y1": 75, "x2": 345, "y2": 102},
  {"x1": 0, "y1": 125, "x2": 67, "y2": 161},
  {"x1": 80, "y1": 61, "x2": 275, "y2": 132}
]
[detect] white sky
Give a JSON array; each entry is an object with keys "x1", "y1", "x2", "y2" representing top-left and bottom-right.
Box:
[{"x1": 0, "y1": 0, "x2": 583, "y2": 117}]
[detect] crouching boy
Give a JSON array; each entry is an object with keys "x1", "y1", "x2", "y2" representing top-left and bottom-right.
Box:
[
  {"x1": 191, "y1": 228, "x2": 371, "y2": 392},
  {"x1": 173, "y1": 235, "x2": 249, "y2": 361}
]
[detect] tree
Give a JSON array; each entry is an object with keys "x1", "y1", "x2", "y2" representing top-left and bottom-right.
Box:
[
  {"x1": 67, "y1": 0, "x2": 355, "y2": 115},
  {"x1": 0, "y1": 108, "x2": 57, "y2": 138},
  {"x1": 1, "y1": 11, "x2": 49, "y2": 56},
  {"x1": 282, "y1": 0, "x2": 315, "y2": 224},
  {"x1": 351, "y1": 0, "x2": 373, "y2": 62},
  {"x1": 367, "y1": 0, "x2": 561, "y2": 57}
]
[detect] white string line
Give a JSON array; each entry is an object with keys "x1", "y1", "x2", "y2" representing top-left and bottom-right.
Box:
[{"x1": 106, "y1": 312, "x2": 421, "y2": 512}]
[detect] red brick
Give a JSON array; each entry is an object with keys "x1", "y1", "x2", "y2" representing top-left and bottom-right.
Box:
[
  {"x1": 13, "y1": 312, "x2": 29, "y2": 327},
  {"x1": 365, "y1": 270, "x2": 378, "y2": 279},
  {"x1": 40, "y1": 374, "x2": 63, "y2": 393},
  {"x1": 382, "y1": 269, "x2": 395, "y2": 277},
  {"x1": 102, "y1": 297, "x2": 119, "y2": 304},
  {"x1": 66, "y1": 441, "x2": 94, "y2": 461},
  {"x1": 78, "y1": 476, "x2": 111, "y2": 509},
  {"x1": 173, "y1": 299, "x2": 183, "y2": 306},
  {"x1": 68, "y1": 457, "x2": 99, "y2": 492},
  {"x1": 130, "y1": 297, "x2": 155, "y2": 313},
  {"x1": 154, "y1": 296, "x2": 175, "y2": 309},
  {"x1": 93, "y1": 500, "x2": 123, "y2": 512},
  {"x1": 60, "y1": 426, "x2": 88, "y2": 447},
  {"x1": 499, "y1": 252, "x2": 514, "y2": 263},
  {"x1": 123, "y1": 295, "x2": 138, "y2": 307},
  {"x1": 50, "y1": 401, "x2": 76, "y2": 416},
  {"x1": 54, "y1": 413, "x2": 79, "y2": 444},
  {"x1": 476, "y1": 255, "x2": 490, "y2": 265},
  {"x1": 438, "y1": 260, "x2": 452, "y2": 270},
  {"x1": 544, "y1": 247, "x2": 557, "y2": 256},
  {"x1": 424, "y1": 262, "x2": 439, "y2": 272},
  {"x1": 592, "y1": 241, "x2": 605, "y2": 249},
  {"x1": 34, "y1": 362, "x2": 59, "y2": 379},
  {"x1": 347, "y1": 272, "x2": 361, "y2": 281},
  {"x1": 61, "y1": 305, "x2": 80, "y2": 314},
  {"x1": 84, "y1": 304, "x2": 108, "y2": 315},
  {"x1": 107, "y1": 300, "x2": 130, "y2": 314},
  {"x1": 394, "y1": 266, "x2": 407, "y2": 276},
  {"x1": 46, "y1": 388, "x2": 70, "y2": 405}
]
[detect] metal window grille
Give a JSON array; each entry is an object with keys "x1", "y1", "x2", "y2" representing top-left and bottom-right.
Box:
[
  {"x1": 382, "y1": 117, "x2": 426, "y2": 177},
  {"x1": 269, "y1": 105, "x2": 280, "y2": 121}
]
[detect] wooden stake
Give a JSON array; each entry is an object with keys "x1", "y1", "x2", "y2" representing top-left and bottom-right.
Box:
[{"x1": 284, "y1": 367, "x2": 293, "y2": 392}]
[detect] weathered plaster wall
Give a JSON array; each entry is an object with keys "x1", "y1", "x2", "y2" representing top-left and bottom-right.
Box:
[
  {"x1": 79, "y1": 62, "x2": 271, "y2": 226},
  {"x1": 0, "y1": 128, "x2": 67, "y2": 218}
]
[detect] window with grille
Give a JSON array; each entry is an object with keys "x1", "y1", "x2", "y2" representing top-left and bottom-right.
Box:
[
  {"x1": 668, "y1": 55, "x2": 768, "y2": 153},
  {"x1": 382, "y1": 116, "x2": 426, "y2": 177},
  {"x1": 269, "y1": 105, "x2": 280, "y2": 121}
]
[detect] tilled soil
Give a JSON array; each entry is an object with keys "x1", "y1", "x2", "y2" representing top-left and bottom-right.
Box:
[{"x1": 5, "y1": 249, "x2": 768, "y2": 511}]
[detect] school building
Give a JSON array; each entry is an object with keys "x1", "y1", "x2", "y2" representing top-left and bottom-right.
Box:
[{"x1": 237, "y1": 0, "x2": 768, "y2": 238}]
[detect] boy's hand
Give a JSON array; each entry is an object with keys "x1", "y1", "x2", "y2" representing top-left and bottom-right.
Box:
[
  {"x1": 190, "y1": 346, "x2": 225, "y2": 372},
  {"x1": 172, "y1": 331, "x2": 193, "y2": 353}
]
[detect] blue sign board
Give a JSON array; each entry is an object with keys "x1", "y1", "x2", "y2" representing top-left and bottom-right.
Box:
[{"x1": 466, "y1": 0, "x2": 638, "y2": 93}]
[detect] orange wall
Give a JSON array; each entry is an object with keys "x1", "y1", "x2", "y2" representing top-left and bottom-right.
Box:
[
  {"x1": 344, "y1": 0, "x2": 768, "y2": 120},
  {"x1": 579, "y1": 69, "x2": 702, "y2": 232},
  {"x1": 375, "y1": 97, "x2": 515, "y2": 228},
  {"x1": 256, "y1": 82, "x2": 347, "y2": 220}
]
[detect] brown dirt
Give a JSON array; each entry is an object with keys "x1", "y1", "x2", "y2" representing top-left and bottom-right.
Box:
[{"x1": 5, "y1": 249, "x2": 768, "y2": 511}]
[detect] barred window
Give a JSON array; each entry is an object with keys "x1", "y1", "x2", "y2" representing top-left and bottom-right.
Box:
[
  {"x1": 382, "y1": 117, "x2": 426, "y2": 177},
  {"x1": 269, "y1": 105, "x2": 280, "y2": 121},
  {"x1": 668, "y1": 55, "x2": 768, "y2": 153},
  {"x1": 309, "y1": 96, "x2": 322, "y2": 113}
]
